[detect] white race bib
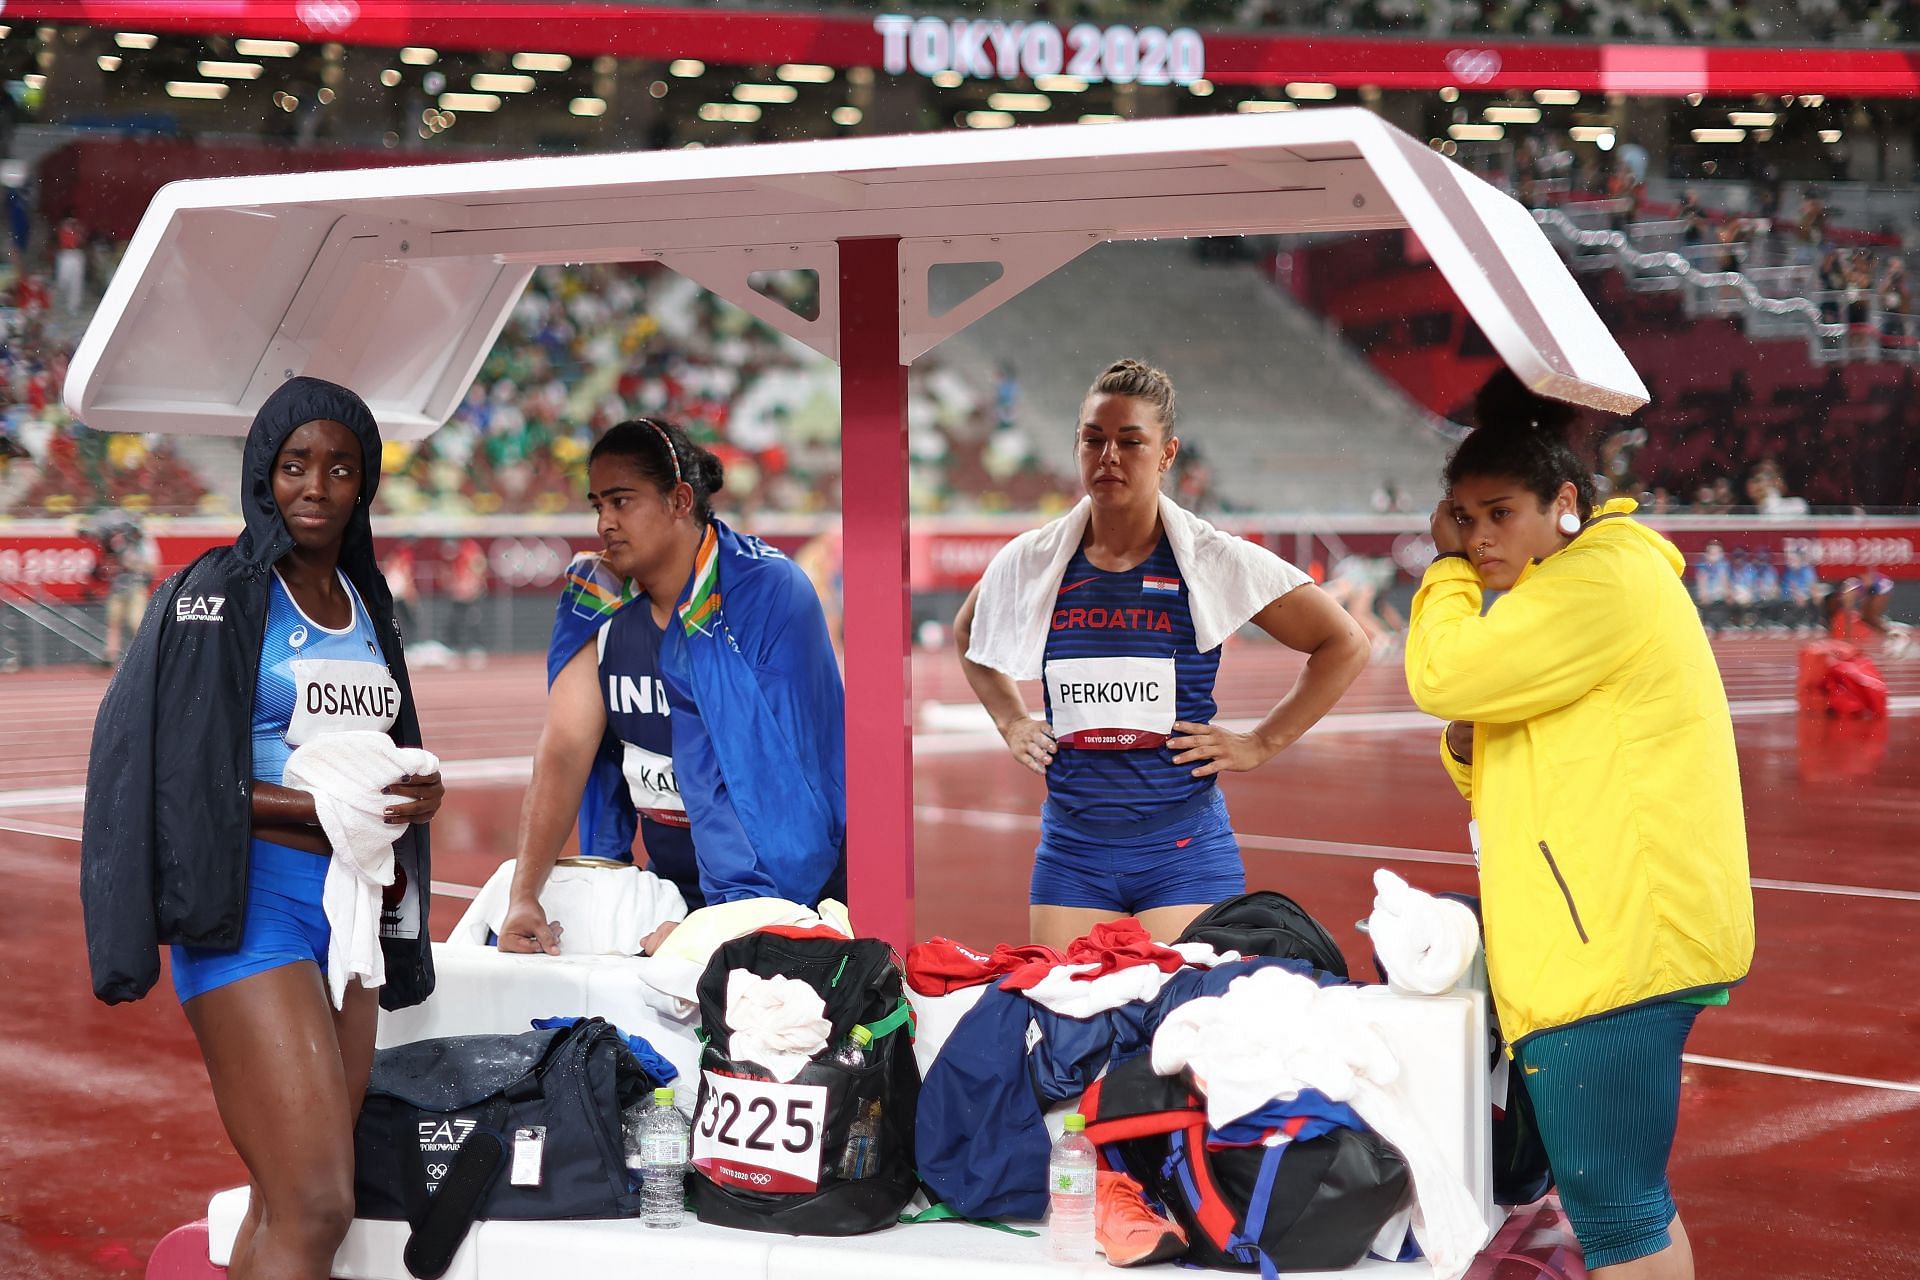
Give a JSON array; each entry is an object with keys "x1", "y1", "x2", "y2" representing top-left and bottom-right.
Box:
[
  {"x1": 285, "y1": 658, "x2": 400, "y2": 747},
  {"x1": 1045, "y1": 655, "x2": 1176, "y2": 750},
  {"x1": 691, "y1": 1071, "x2": 828, "y2": 1193},
  {"x1": 622, "y1": 742, "x2": 688, "y2": 827}
]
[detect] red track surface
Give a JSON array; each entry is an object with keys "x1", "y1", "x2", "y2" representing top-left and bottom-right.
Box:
[{"x1": 4, "y1": 637, "x2": 1918, "y2": 1278}]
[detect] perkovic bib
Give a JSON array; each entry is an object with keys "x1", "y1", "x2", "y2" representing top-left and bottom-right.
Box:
[
  {"x1": 1045, "y1": 655, "x2": 1176, "y2": 749},
  {"x1": 621, "y1": 742, "x2": 689, "y2": 827},
  {"x1": 286, "y1": 658, "x2": 400, "y2": 746}
]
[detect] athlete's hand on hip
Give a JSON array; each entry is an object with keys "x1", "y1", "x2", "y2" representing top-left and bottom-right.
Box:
[
  {"x1": 1001, "y1": 716, "x2": 1057, "y2": 775},
  {"x1": 1430, "y1": 498, "x2": 1466, "y2": 556},
  {"x1": 383, "y1": 771, "x2": 444, "y2": 825},
  {"x1": 497, "y1": 899, "x2": 565, "y2": 956},
  {"x1": 1170, "y1": 721, "x2": 1274, "y2": 777}
]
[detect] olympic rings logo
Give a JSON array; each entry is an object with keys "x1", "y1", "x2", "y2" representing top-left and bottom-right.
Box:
[
  {"x1": 1444, "y1": 49, "x2": 1502, "y2": 85},
  {"x1": 487, "y1": 537, "x2": 572, "y2": 588},
  {"x1": 298, "y1": 0, "x2": 360, "y2": 33},
  {"x1": 426, "y1": 1163, "x2": 449, "y2": 1180}
]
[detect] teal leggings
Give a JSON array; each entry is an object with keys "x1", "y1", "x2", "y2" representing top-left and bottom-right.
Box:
[{"x1": 1514, "y1": 1000, "x2": 1703, "y2": 1269}]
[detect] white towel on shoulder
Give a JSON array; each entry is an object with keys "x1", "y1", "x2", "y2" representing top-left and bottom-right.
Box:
[
  {"x1": 283, "y1": 730, "x2": 439, "y2": 1010},
  {"x1": 965, "y1": 493, "x2": 1311, "y2": 680}
]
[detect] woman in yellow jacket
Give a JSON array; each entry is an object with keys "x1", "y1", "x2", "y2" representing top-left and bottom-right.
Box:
[{"x1": 1405, "y1": 387, "x2": 1754, "y2": 1280}]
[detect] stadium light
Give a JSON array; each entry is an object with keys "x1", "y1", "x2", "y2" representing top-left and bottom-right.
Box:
[
  {"x1": 97, "y1": 55, "x2": 123, "y2": 71},
  {"x1": 380, "y1": 69, "x2": 401, "y2": 87},
  {"x1": 777, "y1": 64, "x2": 835, "y2": 83},
  {"x1": 199, "y1": 61, "x2": 265, "y2": 80},
  {"x1": 166, "y1": 81, "x2": 230, "y2": 100},
  {"x1": 1690, "y1": 128, "x2": 1744, "y2": 142},
  {"x1": 832, "y1": 106, "x2": 862, "y2": 126},
  {"x1": 570, "y1": 97, "x2": 607, "y2": 117},
  {"x1": 114, "y1": 32, "x2": 159, "y2": 49},
  {"x1": 1078, "y1": 114, "x2": 1122, "y2": 124},
  {"x1": 932, "y1": 70, "x2": 962, "y2": 89},
  {"x1": 472, "y1": 73, "x2": 536, "y2": 93},
  {"x1": 1286, "y1": 82, "x2": 1337, "y2": 100},
  {"x1": 235, "y1": 39, "x2": 299, "y2": 57},
  {"x1": 988, "y1": 93, "x2": 1050, "y2": 112},
  {"x1": 963, "y1": 110, "x2": 1016, "y2": 129},
  {"x1": 1035, "y1": 75, "x2": 1088, "y2": 93},
  {"x1": 1237, "y1": 100, "x2": 1296, "y2": 113},
  {"x1": 440, "y1": 92, "x2": 502, "y2": 112},
  {"x1": 1534, "y1": 89, "x2": 1580, "y2": 105},
  {"x1": 1484, "y1": 105, "x2": 1541, "y2": 124},
  {"x1": 670, "y1": 59, "x2": 704, "y2": 77},
  {"x1": 401, "y1": 47, "x2": 438, "y2": 65},
  {"x1": 1439, "y1": 86, "x2": 1459, "y2": 102},
  {"x1": 1728, "y1": 111, "x2": 1776, "y2": 127},
  {"x1": 1448, "y1": 123, "x2": 1505, "y2": 140},
  {"x1": 1188, "y1": 79, "x2": 1214, "y2": 97},
  {"x1": 23, "y1": 74, "x2": 46, "y2": 90},
  {"x1": 1800, "y1": 95, "x2": 1825, "y2": 107},
  {"x1": 698, "y1": 102, "x2": 760, "y2": 123},
  {"x1": 513, "y1": 53, "x2": 572, "y2": 73},
  {"x1": 734, "y1": 84, "x2": 799, "y2": 104},
  {"x1": 1569, "y1": 125, "x2": 1615, "y2": 144},
  {"x1": 1818, "y1": 129, "x2": 1842, "y2": 142}
]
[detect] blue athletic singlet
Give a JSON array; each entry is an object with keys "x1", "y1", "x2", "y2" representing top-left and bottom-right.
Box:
[
  {"x1": 599, "y1": 603, "x2": 701, "y2": 907},
  {"x1": 1041, "y1": 536, "x2": 1222, "y2": 825},
  {"x1": 251, "y1": 569, "x2": 397, "y2": 786}
]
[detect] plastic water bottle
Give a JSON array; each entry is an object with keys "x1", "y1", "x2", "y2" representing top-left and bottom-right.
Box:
[
  {"x1": 830, "y1": 1026, "x2": 880, "y2": 1180},
  {"x1": 1048, "y1": 1113, "x2": 1096, "y2": 1263},
  {"x1": 830, "y1": 1024, "x2": 873, "y2": 1069},
  {"x1": 639, "y1": 1087, "x2": 688, "y2": 1229}
]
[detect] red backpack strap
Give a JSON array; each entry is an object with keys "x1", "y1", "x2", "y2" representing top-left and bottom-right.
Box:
[{"x1": 1178, "y1": 1120, "x2": 1243, "y2": 1251}]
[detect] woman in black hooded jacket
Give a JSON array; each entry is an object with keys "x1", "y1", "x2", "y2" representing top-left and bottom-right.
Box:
[{"x1": 82, "y1": 377, "x2": 441, "y2": 1279}]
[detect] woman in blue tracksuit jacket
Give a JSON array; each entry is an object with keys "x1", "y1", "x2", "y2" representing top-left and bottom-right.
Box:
[{"x1": 497, "y1": 418, "x2": 846, "y2": 954}]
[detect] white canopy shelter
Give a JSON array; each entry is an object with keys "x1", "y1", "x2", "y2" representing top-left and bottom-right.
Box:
[{"x1": 66, "y1": 108, "x2": 1648, "y2": 948}]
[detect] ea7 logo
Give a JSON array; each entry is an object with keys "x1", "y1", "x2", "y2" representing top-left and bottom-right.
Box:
[{"x1": 175, "y1": 595, "x2": 227, "y2": 623}]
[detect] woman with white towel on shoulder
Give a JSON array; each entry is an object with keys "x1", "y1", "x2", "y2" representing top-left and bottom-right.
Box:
[
  {"x1": 954, "y1": 359, "x2": 1369, "y2": 949},
  {"x1": 82, "y1": 377, "x2": 442, "y2": 1280}
]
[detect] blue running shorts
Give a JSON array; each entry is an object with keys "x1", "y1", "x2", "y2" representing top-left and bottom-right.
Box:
[
  {"x1": 1031, "y1": 787, "x2": 1245, "y2": 913},
  {"x1": 171, "y1": 837, "x2": 331, "y2": 1003}
]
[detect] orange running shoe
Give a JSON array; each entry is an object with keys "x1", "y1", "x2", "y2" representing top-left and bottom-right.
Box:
[{"x1": 1095, "y1": 1169, "x2": 1188, "y2": 1267}]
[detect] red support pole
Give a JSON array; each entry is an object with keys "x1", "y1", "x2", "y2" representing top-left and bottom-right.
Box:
[{"x1": 836, "y1": 236, "x2": 914, "y2": 952}]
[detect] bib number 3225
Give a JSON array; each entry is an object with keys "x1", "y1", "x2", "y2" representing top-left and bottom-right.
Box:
[{"x1": 691, "y1": 1071, "x2": 828, "y2": 1193}]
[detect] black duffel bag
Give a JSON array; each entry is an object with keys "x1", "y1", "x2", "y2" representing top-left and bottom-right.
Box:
[
  {"x1": 688, "y1": 931, "x2": 920, "y2": 1236},
  {"x1": 354, "y1": 1018, "x2": 654, "y2": 1279}
]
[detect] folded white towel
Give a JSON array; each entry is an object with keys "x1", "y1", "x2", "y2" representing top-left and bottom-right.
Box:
[
  {"x1": 965, "y1": 493, "x2": 1311, "y2": 680},
  {"x1": 451, "y1": 859, "x2": 687, "y2": 955},
  {"x1": 726, "y1": 970, "x2": 833, "y2": 1083},
  {"x1": 637, "y1": 898, "x2": 853, "y2": 1018},
  {"x1": 1367, "y1": 869, "x2": 1480, "y2": 997},
  {"x1": 283, "y1": 730, "x2": 439, "y2": 1010}
]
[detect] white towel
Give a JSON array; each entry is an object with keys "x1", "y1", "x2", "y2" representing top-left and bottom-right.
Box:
[
  {"x1": 283, "y1": 730, "x2": 439, "y2": 1010},
  {"x1": 726, "y1": 970, "x2": 833, "y2": 1083},
  {"x1": 1367, "y1": 869, "x2": 1481, "y2": 997},
  {"x1": 1151, "y1": 967, "x2": 1487, "y2": 1280},
  {"x1": 965, "y1": 494, "x2": 1311, "y2": 680},
  {"x1": 451, "y1": 859, "x2": 687, "y2": 955}
]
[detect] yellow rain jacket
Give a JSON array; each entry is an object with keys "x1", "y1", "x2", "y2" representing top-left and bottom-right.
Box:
[{"x1": 1405, "y1": 499, "x2": 1754, "y2": 1045}]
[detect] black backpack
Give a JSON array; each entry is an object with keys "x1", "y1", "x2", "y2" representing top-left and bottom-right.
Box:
[
  {"x1": 354, "y1": 1018, "x2": 655, "y2": 1279},
  {"x1": 1081, "y1": 1055, "x2": 1411, "y2": 1273},
  {"x1": 688, "y1": 931, "x2": 921, "y2": 1236},
  {"x1": 1177, "y1": 891, "x2": 1349, "y2": 978}
]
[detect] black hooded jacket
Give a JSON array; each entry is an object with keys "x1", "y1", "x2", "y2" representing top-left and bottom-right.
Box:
[{"x1": 81, "y1": 377, "x2": 435, "y2": 1008}]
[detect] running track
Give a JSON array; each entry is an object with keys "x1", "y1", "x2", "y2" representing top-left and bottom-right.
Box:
[{"x1": 2, "y1": 637, "x2": 1916, "y2": 1278}]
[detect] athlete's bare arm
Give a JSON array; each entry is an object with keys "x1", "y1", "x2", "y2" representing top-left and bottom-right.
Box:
[
  {"x1": 954, "y1": 582, "x2": 1056, "y2": 776},
  {"x1": 498, "y1": 643, "x2": 608, "y2": 954},
  {"x1": 1168, "y1": 582, "x2": 1369, "y2": 777}
]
